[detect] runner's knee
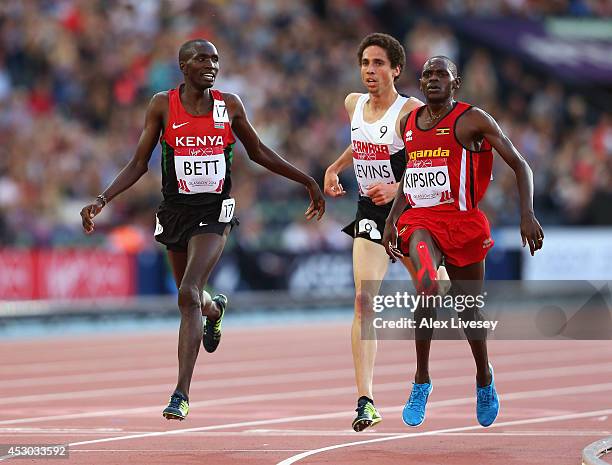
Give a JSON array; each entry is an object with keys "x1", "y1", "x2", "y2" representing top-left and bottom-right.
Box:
[
  {"x1": 355, "y1": 289, "x2": 375, "y2": 320},
  {"x1": 177, "y1": 284, "x2": 202, "y2": 314},
  {"x1": 414, "y1": 241, "x2": 438, "y2": 295}
]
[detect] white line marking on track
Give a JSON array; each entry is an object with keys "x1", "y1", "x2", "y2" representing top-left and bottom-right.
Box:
[
  {"x1": 5, "y1": 342, "x2": 612, "y2": 394},
  {"x1": 1, "y1": 384, "x2": 611, "y2": 461},
  {"x1": 244, "y1": 429, "x2": 612, "y2": 437},
  {"x1": 2, "y1": 352, "x2": 612, "y2": 407},
  {"x1": 70, "y1": 449, "x2": 309, "y2": 453},
  {"x1": 0, "y1": 428, "x2": 123, "y2": 433},
  {"x1": 43, "y1": 384, "x2": 612, "y2": 446},
  {"x1": 3, "y1": 430, "x2": 610, "y2": 438},
  {"x1": 274, "y1": 408, "x2": 612, "y2": 465},
  {"x1": 2, "y1": 369, "x2": 612, "y2": 427},
  {"x1": 0, "y1": 353, "x2": 354, "y2": 388}
]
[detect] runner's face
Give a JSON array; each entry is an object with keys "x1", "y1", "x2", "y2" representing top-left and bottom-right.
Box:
[
  {"x1": 420, "y1": 59, "x2": 457, "y2": 103},
  {"x1": 360, "y1": 45, "x2": 399, "y2": 95},
  {"x1": 180, "y1": 42, "x2": 219, "y2": 89}
]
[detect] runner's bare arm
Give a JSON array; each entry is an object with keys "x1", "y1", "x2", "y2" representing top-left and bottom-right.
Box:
[
  {"x1": 225, "y1": 93, "x2": 325, "y2": 220},
  {"x1": 381, "y1": 113, "x2": 411, "y2": 261},
  {"x1": 323, "y1": 94, "x2": 362, "y2": 197},
  {"x1": 79, "y1": 93, "x2": 166, "y2": 234},
  {"x1": 382, "y1": 180, "x2": 407, "y2": 262},
  {"x1": 324, "y1": 144, "x2": 351, "y2": 197},
  {"x1": 463, "y1": 108, "x2": 544, "y2": 255}
]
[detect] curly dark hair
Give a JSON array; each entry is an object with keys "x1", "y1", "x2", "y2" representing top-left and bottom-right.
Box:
[{"x1": 357, "y1": 33, "x2": 406, "y2": 81}]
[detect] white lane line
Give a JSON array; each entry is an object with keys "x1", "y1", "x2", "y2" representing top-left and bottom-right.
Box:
[
  {"x1": 2, "y1": 346, "x2": 610, "y2": 404},
  {"x1": 70, "y1": 449, "x2": 309, "y2": 453},
  {"x1": 3, "y1": 342, "x2": 606, "y2": 389},
  {"x1": 2, "y1": 339, "x2": 608, "y2": 375},
  {"x1": 238, "y1": 429, "x2": 612, "y2": 437},
  {"x1": 0, "y1": 325, "x2": 345, "y2": 370},
  {"x1": 4, "y1": 431, "x2": 610, "y2": 438},
  {"x1": 2, "y1": 364, "x2": 612, "y2": 427},
  {"x1": 0, "y1": 353, "x2": 353, "y2": 389},
  {"x1": 49, "y1": 383, "x2": 612, "y2": 447},
  {"x1": 275, "y1": 408, "x2": 612, "y2": 465},
  {"x1": 1, "y1": 385, "x2": 610, "y2": 462},
  {"x1": 0, "y1": 332, "x2": 352, "y2": 376}
]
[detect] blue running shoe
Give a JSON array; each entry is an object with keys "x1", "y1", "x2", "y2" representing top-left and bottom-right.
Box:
[
  {"x1": 402, "y1": 382, "x2": 433, "y2": 427},
  {"x1": 476, "y1": 362, "x2": 500, "y2": 427}
]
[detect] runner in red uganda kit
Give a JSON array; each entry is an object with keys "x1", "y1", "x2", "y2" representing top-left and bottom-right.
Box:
[
  {"x1": 79, "y1": 39, "x2": 325, "y2": 421},
  {"x1": 382, "y1": 56, "x2": 544, "y2": 428}
]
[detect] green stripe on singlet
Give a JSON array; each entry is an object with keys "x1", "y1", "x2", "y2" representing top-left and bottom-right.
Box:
[
  {"x1": 161, "y1": 140, "x2": 169, "y2": 176},
  {"x1": 226, "y1": 143, "x2": 234, "y2": 165}
]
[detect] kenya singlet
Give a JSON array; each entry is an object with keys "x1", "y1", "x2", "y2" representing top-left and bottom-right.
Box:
[
  {"x1": 402, "y1": 101, "x2": 493, "y2": 211},
  {"x1": 351, "y1": 93, "x2": 408, "y2": 209},
  {"x1": 160, "y1": 86, "x2": 236, "y2": 207}
]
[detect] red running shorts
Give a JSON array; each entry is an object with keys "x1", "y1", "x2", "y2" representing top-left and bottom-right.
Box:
[{"x1": 397, "y1": 207, "x2": 494, "y2": 267}]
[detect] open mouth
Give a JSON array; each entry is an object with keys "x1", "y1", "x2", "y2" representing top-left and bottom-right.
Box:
[{"x1": 201, "y1": 73, "x2": 215, "y2": 80}]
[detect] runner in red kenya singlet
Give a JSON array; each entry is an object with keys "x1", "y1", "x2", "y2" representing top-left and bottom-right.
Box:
[
  {"x1": 162, "y1": 87, "x2": 234, "y2": 197},
  {"x1": 80, "y1": 39, "x2": 325, "y2": 421},
  {"x1": 382, "y1": 56, "x2": 544, "y2": 428}
]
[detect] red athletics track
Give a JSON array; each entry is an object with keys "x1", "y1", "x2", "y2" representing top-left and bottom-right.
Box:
[{"x1": 0, "y1": 321, "x2": 611, "y2": 465}]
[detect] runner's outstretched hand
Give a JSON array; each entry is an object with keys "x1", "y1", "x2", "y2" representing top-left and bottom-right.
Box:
[
  {"x1": 324, "y1": 169, "x2": 346, "y2": 197},
  {"x1": 305, "y1": 180, "x2": 326, "y2": 221},
  {"x1": 80, "y1": 200, "x2": 104, "y2": 234},
  {"x1": 382, "y1": 221, "x2": 403, "y2": 263},
  {"x1": 520, "y1": 212, "x2": 544, "y2": 256}
]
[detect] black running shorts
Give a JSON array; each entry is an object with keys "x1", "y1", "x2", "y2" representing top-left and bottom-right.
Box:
[
  {"x1": 342, "y1": 199, "x2": 391, "y2": 245},
  {"x1": 154, "y1": 201, "x2": 239, "y2": 252}
]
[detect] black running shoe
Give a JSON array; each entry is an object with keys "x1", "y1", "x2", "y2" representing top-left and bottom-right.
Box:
[
  {"x1": 352, "y1": 400, "x2": 382, "y2": 432},
  {"x1": 162, "y1": 391, "x2": 189, "y2": 420},
  {"x1": 203, "y1": 294, "x2": 227, "y2": 353}
]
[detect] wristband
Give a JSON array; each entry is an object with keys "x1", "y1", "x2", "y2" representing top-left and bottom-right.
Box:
[{"x1": 96, "y1": 194, "x2": 108, "y2": 207}]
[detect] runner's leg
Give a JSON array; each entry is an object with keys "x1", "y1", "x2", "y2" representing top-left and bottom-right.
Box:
[
  {"x1": 406, "y1": 229, "x2": 443, "y2": 384},
  {"x1": 173, "y1": 229, "x2": 229, "y2": 398},
  {"x1": 167, "y1": 251, "x2": 215, "y2": 317},
  {"x1": 352, "y1": 238, "x2": 389, "y2": 400},
  {"x1": 445, "y1": 261, "x2": 491, "y2": 387}
]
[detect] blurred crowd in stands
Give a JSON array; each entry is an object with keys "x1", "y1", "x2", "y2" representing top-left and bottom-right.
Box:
[{"x1": 1, "y1": 0, "x2": 610, "y2": 253}]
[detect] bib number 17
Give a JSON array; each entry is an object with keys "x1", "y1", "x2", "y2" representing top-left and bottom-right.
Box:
[{"x1": 218, "y1": 198, "x2": 235, "y2": 223}]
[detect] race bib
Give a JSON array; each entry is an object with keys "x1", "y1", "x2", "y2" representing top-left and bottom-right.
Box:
[
  {"x1": 376, "y1": 123, "x2": 394, "y2": 145},
  {"x1": 174, "y1": 148, "x2": 226, "y2": 194},
  {"x1": 357, "y1": 218, "x2": 381, "y2": 240},
  {"x1": 353, "y1": 157, "x2": 394, "y2": 197},
  {"x1": 218, "y1": 198, "x2": 235, "y2": 223},
  {"x1": 403, "y1": 163, "x2": 453, "y2": 208},
  {"x1": 213, "y1": 99, "x2": 229, "y2": 123},
  {"x1": 154, "y1": 215, "x2": 163, "y2": 236}
]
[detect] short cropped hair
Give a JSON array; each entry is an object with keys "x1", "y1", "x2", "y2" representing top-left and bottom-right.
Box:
[
  {"x1": 178, "y1": 39, "x2": 212, "y2": 62},
  {"x1": 357, "y1": 33, "x2": 406, "y2": 81},
  {"x1": 426, "y1": 56, "x2": 458, "y2": 78}
]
